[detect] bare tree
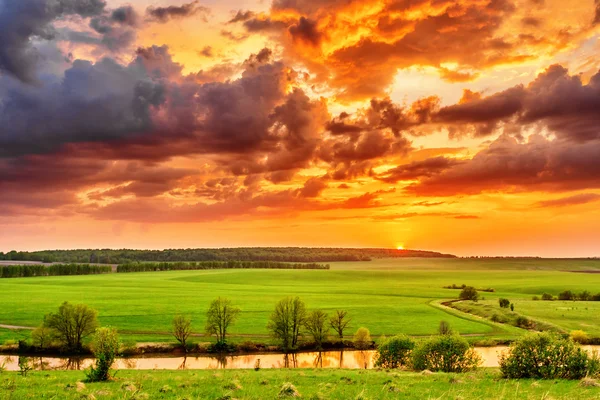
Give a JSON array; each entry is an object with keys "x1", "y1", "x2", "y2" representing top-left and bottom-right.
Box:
[
  {"x1": 172, "y1": 314, "x2": 192, "y2": 351},
  {"x1": 305, "y1": 310, "x2": 329, "y2": 349},
  {"x1": 205, "y1": 297, "x2": 240, "y2": 345},
  {"x1": 267, "y1": 297, "x2": 307, "y2": 352},
  {"x1": 44, "y1": 302, "x2": 98, "y2": 351},
  {"x1": 329, "y1": 310, "x2": 352, "y2": 339}
]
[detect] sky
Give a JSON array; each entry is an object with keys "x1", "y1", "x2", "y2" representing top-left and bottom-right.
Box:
[{"x1": 1, "y1": 0, "x2": 600, "y2": 257}]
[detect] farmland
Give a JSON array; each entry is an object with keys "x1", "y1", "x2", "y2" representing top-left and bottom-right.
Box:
[{"x1": 2, "y1": 258, "x2": 600, "y2": 346}]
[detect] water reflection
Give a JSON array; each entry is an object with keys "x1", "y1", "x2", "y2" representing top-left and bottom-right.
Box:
[{"x1": 1, "y1": 346, "x2": 596, "y2": 371}]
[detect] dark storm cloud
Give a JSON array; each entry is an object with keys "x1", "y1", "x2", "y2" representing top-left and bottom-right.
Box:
[
  {"x1": 146, "y1": 1, "x2": 210, "y2": 23},
  {"x1": 0, "y1": 0, "x2": 106, "y2": 83}
]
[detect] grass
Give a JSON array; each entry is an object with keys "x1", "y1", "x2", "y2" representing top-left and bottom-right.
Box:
[
  {"x1": 1, "y1": 369, "x2": 600, "y2": 399},
  {"x1": 2, "y1": 258, "x2": 600, "y2": 344}
]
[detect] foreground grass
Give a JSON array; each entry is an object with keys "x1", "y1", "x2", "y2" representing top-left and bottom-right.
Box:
[
  {"x1": 2, "y1": 258, "x2": 600, "y2": 344},
  {"x1": 1, "y1": 369, "x2": 599, "y2": 400}
]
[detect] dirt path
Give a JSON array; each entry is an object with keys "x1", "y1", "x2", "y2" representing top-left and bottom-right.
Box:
[{"x1": 0, "y1": 324, "x2": 34, "y2": 330}]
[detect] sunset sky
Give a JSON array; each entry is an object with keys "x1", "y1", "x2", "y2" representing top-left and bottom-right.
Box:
[{"x1": 1, "y1": 0, "x2": 600, "y2": 256}]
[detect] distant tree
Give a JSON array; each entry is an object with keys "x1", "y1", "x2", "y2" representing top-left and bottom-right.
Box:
[
  {"x1": 559, "y1": 291, "x2": 574, "y2": 301},
  {"x1": 459, "y1": 286, "x2": 479, "y2": 301},
  {"x1": 510, "y1": 303, "x2": 514, "y2": 311},
  {"x1": 172, "y1": 315, "x2": 192, "y2": 351},
  {"x1": 267, "y1": 297, "x2": 307, "y2": 352},
  {"x1": 438, "y1": 321, "x2": 453, "y2": 336},
  {"x1": 329, "y1": 310, "x2": 352, "y2": 339},
  {"x1": 44, "y1": 302, "x2": 98, "y2": 351},
  {"x1": 353, "y1": 327, "x2": 372, "y2": 350},
  {"x1": 499, "y1": 298, "x2": 510, "y2": 308},
  {"x1": 579, "y1": 291, "x2": 592, "y2": 301},
  {"x1": 542, "y1": 293, "x2": 554, "y2": 301},
  {"x1": 205, "y1": 297, "x2": 240, "y2": 346},
  {"x1": 304, "y1": 310, "x2": 329, "y2": 349}
]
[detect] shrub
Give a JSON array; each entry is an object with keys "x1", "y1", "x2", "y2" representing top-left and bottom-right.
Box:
[
  {"x1": 498, "y1": 298, "x2": 510, "y2": 308},
  {"x1": 353, "y1": 327, "x2": 372, "y2": 350},
  {"x1": 541, "y1": 293, "x2": 554, "y2": 301},
  {"x1": 571, "y1": 330, "x2": 590, "y2": 344},
  {"x1": 579, "y1": 291, "x2": 592, "y2": 301},
  {"x1": 558, "y1": 290, "x2": 574, "y2": 301},
  {"x1": 411, "y1": 335, "x2": 481, "y2": 373},
  {"x1": 515, "y1": 316, "x2": 530, "y2": 328},
  {"x1": 438, "y1": 321, "x2": 453, "y2": 336},
  {"x1": 500, "y1": 332, "x2": 595, "y2": 379},
  {"x1": 18, "y1": 357, "x2": 33, "y2": 377},
  {"x1": 458, "y1": 287, "x2": 479, "y2": 301},
  {"x1": 375, "y1": 335, "x2": 415, "y2": 369},
  {"x1": 86, "y1": 327, "x2": 120, "y2": 382},
  {"x1": 490, "y1": 313, "x2": 507, "y2": 323},
  {"x1": 510, "y1": 303, "x2": 514, "y2": 311},
  {"x1": 532, "y1": 296, "x2": 539, "y2": 301}
]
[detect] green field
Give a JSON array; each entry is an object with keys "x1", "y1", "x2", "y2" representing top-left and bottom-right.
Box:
[
  {"x1": 1, "y1": 369, "x2": 599, "y2": 400},
  {"x1": 2, "y1": 258, "x2": 600, "y2": 344}
]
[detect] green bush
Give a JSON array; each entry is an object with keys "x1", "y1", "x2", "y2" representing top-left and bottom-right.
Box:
[
  {"x1": 541, "y1": 293, "x2": 554, "y2": 301},
  {"x1": 458, "y1": 287, "x2": 479, "y2": 301},
  {"x1": 498, "y1": 298, "x2": 510, "y2": 308},
  {"x1": 86, "y1": 327, "x2": 120, "y2": 382},
  {"x1": 515, "y1": 316, "x2": 530, "y2": 328},
  {"x1": 438, "y1": 321, "x2": 453, "y2": 335},
  {"x1": 411, "y1": 335, "x2": 481, "y2": 373},
  {"x1": 558, "y1": 290, "x2": 574, "y2": 301},
  {"x1": 374, "y1": 335, "x2": 415, "y2": 369},
  {"x1": 499, "y1": 332, "x2": 595, "y2": 379}
]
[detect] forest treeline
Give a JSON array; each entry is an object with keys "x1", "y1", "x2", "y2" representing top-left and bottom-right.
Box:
[
  {"x1": 0, "y1": 247, "x2": 455, "y2": 264},
  {"x1": 0, "y1": 264, "x2": 111, "y2": 278},
  {"x1": 117, "y1": 261, "x2": 329, "y2": 272}
]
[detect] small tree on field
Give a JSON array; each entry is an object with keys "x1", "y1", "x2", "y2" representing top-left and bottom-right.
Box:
[
  {"x1": 438, "y1": 320, "x2": 453, "y2": 335},
  {"x1": 172, "y1": 315, "x2": 192, "y2": 351},
  {"x1": 304, "y1": 310, "x2": 329, "y2": 349},
  {"x1": 510, "y1": 303, "x2": 514, "y2": 311},
  {"x1": 31, "y1": 324, "x2": 58, "y2": 349},
  {"x1": 459, "y1": 286, "x2": 479, "y2": 301},
  {"x1": 498, "y1": 298, "x2": 510, "y2": 308},
  {"x1": 353, "y1": 327, "x2": 372, "y2": 350},
  {"x1": 44, "y1": 302, "x2": 99, "y2": 351},
  {"x1": 267, "y1": 297, "x2": 307, "y2": 352},
  {"x1": 541, "y1": 293, "x2": 554, "y2": 301},
  {"x1": 86, "y1": 327, "x2": 120, "y2": 382},
  {"x1": 205, "y1": 297, "x2": 240, "y2": 346},
  {"x1": 329, "y1": 310, "x2": 351, "y2": 340}
]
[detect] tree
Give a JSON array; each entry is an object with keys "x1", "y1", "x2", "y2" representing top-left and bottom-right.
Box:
[
  {"x1": 86, "y1": 327, "x2": 120, "y2": 382},
  {"x1": 558, "y1": 290, "x2": 574, "y2": 301},
  {"x1": 267, "y1": 297, "x2": 307, "y2": 352},
  {"x1": 459, "y1": 286, "x2": 479, "y2": 301},
  {"x1": 31, "y1": 325, "x2": 58, "y2": 349},
  {"x1": 438, "y1": 320, "x2": 453, "y2": 335},
  {"x1": 329, "y1": 310, "x2": 351, "y2": 339},
  {"x1": 304, "y1": 310, "x2": 329, "y2": 349},
  {"x1": 542, "y1": 293, "x2": 554, "y2": 301},
  {"x1": 172, "y1": 315, "x2": 192, "y2": 351},
  {"x1": 412, "y1": 335, "x2": 481, "y2": 373},
  {"x1": 375, "y1": 335, "x2": 415, "y2": 369},
  {"x1": 44, "y1": 302, "x2": 98, "y2": 351},
  {"x1": 353, "y1": 327, "x2": 372, "y2": 350},
  {"x1": 205, "y1": 297, "x2": 241, "y2": 345},
  {"x1": 499, "y1": 298, "x2": 510, "y2": 308}
]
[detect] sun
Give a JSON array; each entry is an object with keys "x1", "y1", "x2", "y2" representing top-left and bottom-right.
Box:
[{"x1": 397, "y1": 245, "x2": 404, "y2": 250}]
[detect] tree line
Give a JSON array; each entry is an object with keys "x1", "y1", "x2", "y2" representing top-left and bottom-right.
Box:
[
  {"x1": 0, "y1": 247, "x2": 455, "y2": 264},
  {"x1": 0, "y1": 264, "x2": 111, "y2": 278},
  {"x1": 117, "y1": 261, "x2": 329, "y2": 273}
]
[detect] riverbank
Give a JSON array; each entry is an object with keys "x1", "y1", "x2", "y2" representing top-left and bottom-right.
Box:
[{"x1": 1, "y1": 369, "x2": 599, "y2": 399}]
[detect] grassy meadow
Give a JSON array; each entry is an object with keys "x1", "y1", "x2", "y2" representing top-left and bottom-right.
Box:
[
  {"x1": 2, "y1": 258, "x2": 600, "y2": 345},
  {"x1": 1, "y1": 368, "x2": 600, "y2": 400}
]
